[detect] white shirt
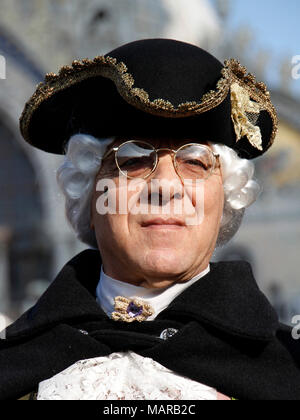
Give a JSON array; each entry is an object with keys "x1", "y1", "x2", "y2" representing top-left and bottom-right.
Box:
[{"x1": 96, "y1": 264, "x2": 210, "y2": 320}]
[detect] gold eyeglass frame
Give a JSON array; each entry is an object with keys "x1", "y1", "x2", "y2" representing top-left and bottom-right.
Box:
[{"x1": 102, "y1": 140, "x2": 220, "y2": 181}]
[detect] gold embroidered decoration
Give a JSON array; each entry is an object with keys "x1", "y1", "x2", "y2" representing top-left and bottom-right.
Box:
[
  {"x1": 230, "y1": 82, "x2": 263, "y2": 151},
  {"x1": 226, "y1": 59, "x2": 278, "y2": 152},
  {"x1": 19, "y1": 54, "x2": 278, "y2": 155},
  {"x1": 111, "y1": 296, "x2": 154, "y2": 323}
]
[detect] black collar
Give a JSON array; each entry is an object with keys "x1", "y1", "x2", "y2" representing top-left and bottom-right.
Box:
[{"x1": 7, "y1": 249, "x2": 279, "y2": 342}]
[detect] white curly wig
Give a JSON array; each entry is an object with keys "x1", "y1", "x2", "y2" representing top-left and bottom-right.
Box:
[{"x1": 56, "y1": 134, "x2": 261, "y2": 248}]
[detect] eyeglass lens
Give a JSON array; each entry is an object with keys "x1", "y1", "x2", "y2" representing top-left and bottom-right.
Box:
[
  {"x1": 116, "y1": 141, "x2": 214, "y2": 179},
  {"x1": 116, "y1": 142, "x2": 156, "y2": 178}
]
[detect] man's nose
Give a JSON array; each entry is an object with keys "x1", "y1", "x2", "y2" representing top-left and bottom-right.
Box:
[
  {"x1": 145, "y1": 153, "x2": 184, "y2": 206},
  {"x1": 152, "y1": 152, "x2": 180, "y2": 181}
]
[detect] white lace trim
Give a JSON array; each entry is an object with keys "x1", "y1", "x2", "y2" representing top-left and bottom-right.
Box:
[{"x1": 37, "y1": 351, "x2": 218, "y2": 400}]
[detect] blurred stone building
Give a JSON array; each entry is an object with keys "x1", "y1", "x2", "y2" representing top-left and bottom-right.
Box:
[
  {"x1": 211, "y1": 19, "x2": 300, "y2": 324},
  {"x1": 213, "y1": 91, "x2": 300, "y2": 323}
]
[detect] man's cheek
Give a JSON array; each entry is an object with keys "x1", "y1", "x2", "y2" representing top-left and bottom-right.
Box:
[
  {"x1": 95, "y1": 190, "x2": 125, "y2": 216},
  {"x1": 184, "y1": 182, "x2": 205, "y2": 226}
]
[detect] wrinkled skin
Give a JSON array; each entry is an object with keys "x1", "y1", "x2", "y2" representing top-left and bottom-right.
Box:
[{"x1": 91, "y1": 137, "x2": 224, "y2": 289}]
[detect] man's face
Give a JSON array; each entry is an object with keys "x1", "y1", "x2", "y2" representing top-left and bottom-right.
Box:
[{"x1": 91, "y1": 136, "x2": 224, "y2": 289}]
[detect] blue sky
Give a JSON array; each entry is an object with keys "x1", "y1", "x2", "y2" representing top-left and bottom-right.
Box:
[{"x1": 210, "y1": 0, "x2": 300, "y2": 95}]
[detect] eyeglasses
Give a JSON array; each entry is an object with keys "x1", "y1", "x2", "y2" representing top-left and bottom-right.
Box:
[{"x1": 102, "y1": 140, "x2": 220, "y2": 181}]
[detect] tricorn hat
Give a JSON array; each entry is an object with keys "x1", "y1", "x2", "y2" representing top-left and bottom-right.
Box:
[{"x1": 19, "y1": 38, "x2": 278, "y2": 159}]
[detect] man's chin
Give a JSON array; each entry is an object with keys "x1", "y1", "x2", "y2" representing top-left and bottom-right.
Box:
[{"x1": 141, "y1": 249, "x2": 188, "y2": 278}]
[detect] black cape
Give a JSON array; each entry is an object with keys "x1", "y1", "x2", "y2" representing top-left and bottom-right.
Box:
[{"x1": 1, "y1": 249, "x2": 300, "y2": 400}]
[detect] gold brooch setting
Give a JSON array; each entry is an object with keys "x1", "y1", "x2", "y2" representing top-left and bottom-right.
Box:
[{"x1": 111, "y1": 296, "x2": 154, "y2": 322}]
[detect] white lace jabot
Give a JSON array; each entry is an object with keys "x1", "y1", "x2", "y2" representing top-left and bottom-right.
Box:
[{"x1": 37, "y1": 351, "x2": 218, "y2": 400}]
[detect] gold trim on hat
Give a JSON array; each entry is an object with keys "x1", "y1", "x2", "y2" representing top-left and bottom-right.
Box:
[{"x1": 19, "y1": 55, "x2": 278, "y2": 153}]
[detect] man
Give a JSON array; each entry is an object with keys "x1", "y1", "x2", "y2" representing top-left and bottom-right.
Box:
[{"x1": 1, "y1": 39, "x2": 299, "y2": 400}]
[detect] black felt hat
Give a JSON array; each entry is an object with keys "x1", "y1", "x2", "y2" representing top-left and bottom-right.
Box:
[{"x1": 19, "y1": 38, "x2": 278, "y2": 159}]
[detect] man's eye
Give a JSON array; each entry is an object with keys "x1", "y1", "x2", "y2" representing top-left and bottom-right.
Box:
[
  {"x1": 120, "y1": 158, "x2": 141, "y2": 167},
  {"x1": 119, "y1": 157, "x2": 151, "y2": 168},
  {"x1": 185, "y1": 159, "x2": 208, "y2": 169}
]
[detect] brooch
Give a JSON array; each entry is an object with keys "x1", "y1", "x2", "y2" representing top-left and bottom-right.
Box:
[{"x1": 111, "y1": 296, "x2": 154, "y2": 322}]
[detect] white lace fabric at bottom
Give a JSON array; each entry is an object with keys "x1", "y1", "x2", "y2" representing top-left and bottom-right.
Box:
[{"x1": 37, "y1": 351, "x2": 218, "y2": 400}]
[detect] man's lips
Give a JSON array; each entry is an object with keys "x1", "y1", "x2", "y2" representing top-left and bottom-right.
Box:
[{"x1": 141, "y1": 218, "x2": 186, "y2": 229}]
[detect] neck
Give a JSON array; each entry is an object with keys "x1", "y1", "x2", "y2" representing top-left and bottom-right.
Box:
[{"x1": 96, "y1": 263, "x2": 210, "y2": 320}]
